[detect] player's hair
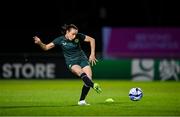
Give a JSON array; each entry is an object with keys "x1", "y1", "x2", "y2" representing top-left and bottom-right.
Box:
[{"x1": 61, "y1": 24, "x2": 78, "y2": 35}]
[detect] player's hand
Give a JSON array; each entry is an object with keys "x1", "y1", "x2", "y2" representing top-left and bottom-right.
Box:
[
  {"x1": 89, "y1": 54, "x2": 98, "y2": 66},
  {"x1": 33, "y1": 36, "x2": 41, "y2": 44}
]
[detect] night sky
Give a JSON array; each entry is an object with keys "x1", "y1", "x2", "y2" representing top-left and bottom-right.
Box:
[{"x1": 0, "y1": 0, "x2": 180, "y2": 53}]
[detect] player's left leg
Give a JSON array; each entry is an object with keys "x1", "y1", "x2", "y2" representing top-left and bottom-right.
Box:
[
  {"x1": 70, "y1": 64, "x2": 92, "y2": 105},
  {"x1": 78, "y1": 66, "x2": 92, "y2": 103}
]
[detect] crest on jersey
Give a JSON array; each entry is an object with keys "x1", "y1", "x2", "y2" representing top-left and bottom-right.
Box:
[
  {"x1": 62, "y1": 42, "x2": 67, "y2": 45},
  {"x1": 74, "y1": 39, "x2": 79, "y2": 43}
]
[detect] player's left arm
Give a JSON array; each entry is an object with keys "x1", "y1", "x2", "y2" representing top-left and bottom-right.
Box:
[{"x1": 84, "y1": 35, "x2": 98, "y2": 66}]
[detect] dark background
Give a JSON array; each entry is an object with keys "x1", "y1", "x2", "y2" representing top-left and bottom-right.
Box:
[{"x1": 0, "y1": 0, "x2": 180, "y2": 54}]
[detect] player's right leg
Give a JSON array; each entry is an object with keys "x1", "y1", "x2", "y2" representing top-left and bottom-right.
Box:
[
  {"x1": 70, "y1": 64, "x2": 102, "y2": 93},
  {"x1": 93, "y1": 83, "x2": 102, "y2": 94},
  {"x1": 71, "y1": 65, "x2": 94, "y2": 87},
  {"x1": 70, "y1": 64, "x2": 92, "y2": 105},
  {"x1": 70, "y1": 64, "x2": 102, "y2": 106},
  {"x1": 82, "y1": 65, "x2": 102, "y2": 94}
]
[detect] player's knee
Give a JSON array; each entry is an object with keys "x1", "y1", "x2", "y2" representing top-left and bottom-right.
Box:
[
  {"x1": 87, "y1": 75, "x2": 92, "y2": 80},
  {"x1": 71, "y1": 70, "x2": 83, "y2": 77}
]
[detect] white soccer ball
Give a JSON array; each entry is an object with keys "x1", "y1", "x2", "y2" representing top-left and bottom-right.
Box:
[{"x1": 129, "y1": 87, "x2": 143, "y2": 101}]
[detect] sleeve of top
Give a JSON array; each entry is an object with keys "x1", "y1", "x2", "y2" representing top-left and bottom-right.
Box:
[
  {"x1": 76, "y1": 33, "x2": 86, "y2": 41},
  {"x1": 52, "y1": 37, "x2": 62, "y2": 46}
]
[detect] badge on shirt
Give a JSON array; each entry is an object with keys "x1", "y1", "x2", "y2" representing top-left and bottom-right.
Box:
[{"x1": 74, "y1": 39, "x2": 79, "y2": 43}]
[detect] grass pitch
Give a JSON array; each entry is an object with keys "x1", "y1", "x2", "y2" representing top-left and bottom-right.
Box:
[{"x1": 0, "y1": 79, "x2": 180, "y2": 116}]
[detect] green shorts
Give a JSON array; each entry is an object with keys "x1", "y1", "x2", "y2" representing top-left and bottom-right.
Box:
[{"x1": 66, "y1": 59, "x2": 90, "y2": 69}]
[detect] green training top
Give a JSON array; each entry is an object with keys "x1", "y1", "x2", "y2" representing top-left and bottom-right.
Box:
[{"x1": 52, "y1": 33, "x2": 88, "y2": 63}]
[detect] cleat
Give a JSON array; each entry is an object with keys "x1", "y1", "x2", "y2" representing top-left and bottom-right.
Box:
[
  {"x1": 78, "y1": 100, "x2": 90, "y2": 106},
  {"x1": 93, "y1": 83, "x2": 102, "y2": 94}
]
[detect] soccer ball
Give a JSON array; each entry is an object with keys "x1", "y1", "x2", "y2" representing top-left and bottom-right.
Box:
[{"x1": 129, "y1": 87, "x2": 143, "y2": 101}]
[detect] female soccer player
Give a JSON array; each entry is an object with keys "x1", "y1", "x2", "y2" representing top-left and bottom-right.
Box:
[{"x1": 34, "y1": 24, "x2": 102, "y2": 106}]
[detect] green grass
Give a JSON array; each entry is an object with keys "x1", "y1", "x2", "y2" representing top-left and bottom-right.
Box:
[{"x1": 0, "y1": 79, "x2": 180, "y2": 116}]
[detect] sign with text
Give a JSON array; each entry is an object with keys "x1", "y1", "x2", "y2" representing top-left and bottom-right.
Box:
[
  {"x1": 103, "y1": 27, "x2": 180, "y2": 59},
  {"x1": 0, "y1": 54, "x2": 73, "y2": 79}
]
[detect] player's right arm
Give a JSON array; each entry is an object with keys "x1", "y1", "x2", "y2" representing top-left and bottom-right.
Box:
[{"x1": 33, "y1": 36, "x2": 55, "y2": 51}]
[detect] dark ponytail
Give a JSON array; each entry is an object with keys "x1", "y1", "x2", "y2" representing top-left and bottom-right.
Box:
[{"x1": 61, "y1": 24, "x2": 78, "y2": 35}]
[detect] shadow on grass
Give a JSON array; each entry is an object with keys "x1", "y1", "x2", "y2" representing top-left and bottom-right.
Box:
[
  {"x1": 0, "y1": 102, "x2": 135, "y2": 109},
  {"x1": 0, "y1": 104, "x2": 79, "y2": 109},
  {"x1": 96, "y1": 101, "x2": 136, "y2": 108}
]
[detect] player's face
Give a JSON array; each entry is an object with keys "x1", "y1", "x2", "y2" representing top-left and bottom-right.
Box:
[{"x1": 66, "y1": 28, "x2": 78, "y2": 41}]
